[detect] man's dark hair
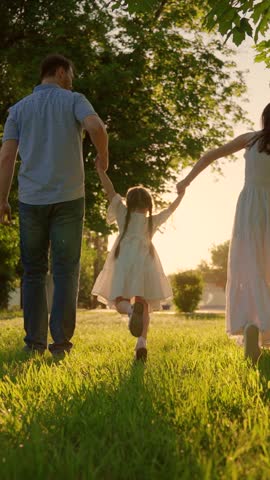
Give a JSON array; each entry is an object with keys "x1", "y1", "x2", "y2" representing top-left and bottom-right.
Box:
[{"x1": 40, "y1": 54, "x2": 74, "y2": 80}]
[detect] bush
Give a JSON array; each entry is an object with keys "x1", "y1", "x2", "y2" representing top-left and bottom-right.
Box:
[
  {"x1": 78, "y1": 237, "x2": 97, "y2": 308},
  {"x1": 0, "y1": 222, "x2": 20, "y2": 309},
  {"x1": 171, "y1": 270, "x2": 203, "y2": 313}
]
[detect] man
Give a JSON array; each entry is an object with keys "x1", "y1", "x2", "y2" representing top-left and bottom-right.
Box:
[{"x1": 0, "y1": 54, "x2": 108, "y2": 356}]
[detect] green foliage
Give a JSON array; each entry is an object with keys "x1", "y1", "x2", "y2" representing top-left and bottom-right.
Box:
[
  {"x1": 197, "y1": 240, "x2": 229, "y2": 290},
  {"x1": 1, "y1": 312, "x2": 270, "y2": 478},
  {"x1": 78, "y1": 231, "x2": 108, "y2": 308},
  {"x1": 77, "y1": 236, "x2": 97, "y2": 309},
  {"x1": 0, "y1": 223, "x2": 20, "y2": 309},
  {"x1": 204, "y1": 0, "x2": 270, "y2": 64},
  {"x1": 0, "y1": 0, "x2": 249, "y2": 232},
  {"x1": 171, "y1": 270, "x2": 203, "y2": 312}
]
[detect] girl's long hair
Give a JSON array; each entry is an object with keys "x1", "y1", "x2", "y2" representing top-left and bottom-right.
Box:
[
  {"x1": 249, "y1": 103, "x2": 270, "y2": 154},
  {"x1": 114, "y1": 186, "x2": 154, "y2": 259}
]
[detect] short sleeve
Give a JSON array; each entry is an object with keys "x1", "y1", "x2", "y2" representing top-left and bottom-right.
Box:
[
  {"x1": 106, "y1": 194, "x2": 127, "y2": 225},
  {"x1": 73, "y1": 93, "x2": 96, "y2": 123},
  {"x1": 152, "y1": 206, "x2": 174, "y2": 231},
  {"x1": 2, "y1": 108, "x2": 19, "y2": 142}
]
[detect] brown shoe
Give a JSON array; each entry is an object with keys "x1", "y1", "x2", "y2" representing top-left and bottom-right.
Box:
[
  {"x1": 128, "y1": 302, "x2": 144, "y2": 337},
  {"x1": 135, "y1": 347, "x2": 147, "y2": 363}
]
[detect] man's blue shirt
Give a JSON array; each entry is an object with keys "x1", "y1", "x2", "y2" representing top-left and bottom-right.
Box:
[{"x1": 2, "y1": 83, "x2": 96, "y2": 204}]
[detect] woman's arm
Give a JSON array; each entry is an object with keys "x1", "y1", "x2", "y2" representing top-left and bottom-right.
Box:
[
  {"x1": 177, "y1": 131, "x2": 257, "y2": 193},
  {"x1": 95, "y1": 162, "x2": 116, "y2": 202}
]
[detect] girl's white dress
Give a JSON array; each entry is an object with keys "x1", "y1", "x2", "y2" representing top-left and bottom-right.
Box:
[
  {"x1": 226, "y1": 142, "x2": 270, "y2": 338},
  {"x1": 92, "y1": 194, "x2": 174, "y2": 310}
]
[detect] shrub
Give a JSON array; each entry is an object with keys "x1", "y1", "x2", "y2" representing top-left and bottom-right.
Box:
[
  {"x1": 0, "y1": 222, "x2": 20, "y2": 309},
  {"x1": 78, "y1": 237, "x2": 97, "y2": 308},
  {"x1": 171, "y1": 270, "x2": 203, "y2": 313}
]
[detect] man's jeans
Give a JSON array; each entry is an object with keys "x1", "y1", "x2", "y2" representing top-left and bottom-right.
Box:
[{"x1": 19, "y1": 197, "x2": 84, "y2": 352}]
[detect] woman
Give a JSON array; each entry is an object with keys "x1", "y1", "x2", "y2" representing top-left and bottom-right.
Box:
[{"x1": 177, "y1": 104, "x2": 270, "y2": 364}]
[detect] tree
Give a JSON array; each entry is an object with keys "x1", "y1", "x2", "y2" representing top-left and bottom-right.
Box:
[
  {"x1": 204, "y1": 0, "x2": 270, "y2": 65},
  {"x1": 0, "y1": 1, "x2": 250, "y2": 306},
  {"x1": 0, "y1": 223, "x2": 20, "y2": 309},
  {"x1": 197, "y1": 240, "x2": 229, "y2": 290},
  {"x1": 0, "y1": 0, "x2": 249, "y2": 232},
  {"x1": 171, "y1": 270, "x2": 203, "y2": 313}
]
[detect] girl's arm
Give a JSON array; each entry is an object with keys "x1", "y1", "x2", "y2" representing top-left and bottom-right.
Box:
[
  {"x1": 177, "y1": 131, "x2": 257, "y2": 193},
  {"x1": 95, "y1": 161, "x2": 117, "y2": 202},
  {"x1": 167, "y1": 189, "x2": 185, "y2": 215},
  {"x1": 152, "y1": 189, "x2": 185, "y2": 231}
]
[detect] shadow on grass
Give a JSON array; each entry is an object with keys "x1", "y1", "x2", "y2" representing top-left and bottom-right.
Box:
[
  {"x1": 182, "y1": 312, "x2": 225, "y2": 320},
  {"x1": 0, "y1": 345, "x2": 65, "y2": 379},
  {"x1": 0, "y1": 361, "x2": 204, "y2": 480}
]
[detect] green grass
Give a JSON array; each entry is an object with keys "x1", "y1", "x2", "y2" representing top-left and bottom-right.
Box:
[{"x1": 1, "y1": 310, "x2": 270, "y2": 479}]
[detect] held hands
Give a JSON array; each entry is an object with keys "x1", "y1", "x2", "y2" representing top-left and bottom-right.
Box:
[
  {"x1": 0, "y1": 201, "x2": 12, "y2": 225},
  {"x1": 177, "y1": 187, "x2": 186, "y2": 199},
  {"x1": 177, "y1": 179, "x2": 190, "y2": 195}
]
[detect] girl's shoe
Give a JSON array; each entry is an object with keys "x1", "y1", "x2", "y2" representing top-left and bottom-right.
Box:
[
  {"x1": 128, "y1": 302, "x2": 144, "y2": 337},
  {"x1": 244, "y1": 324, "x2": 261, "y2": 364},
  {"x1": 135, "y1": 347, "x2": 147, "y2": 363}
]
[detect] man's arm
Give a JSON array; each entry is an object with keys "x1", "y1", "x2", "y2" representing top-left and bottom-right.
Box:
[
  {"x1": 83, "y1": 115, "x2": 109, "y2": 171},
  {"x1": 0, "y1": 140, "x2": 18, "y2": 223},
  {"x1": 95, "y1": 163, "x2": 116, "y2": 202}
]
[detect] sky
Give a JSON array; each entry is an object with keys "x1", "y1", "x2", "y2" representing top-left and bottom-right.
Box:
[{"x1": 109, "y1": 38, "x2": 270, "y2": 274}]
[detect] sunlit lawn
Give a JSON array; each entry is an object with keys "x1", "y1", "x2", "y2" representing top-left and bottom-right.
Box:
[{"x1": 1, "y1": 310, "x2": 270, "y2": 479}]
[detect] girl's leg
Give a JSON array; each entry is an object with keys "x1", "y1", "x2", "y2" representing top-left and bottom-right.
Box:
[
  {"x1": 115, "y1": 297, "x2": 132, "y2": 315},
  {"x1": 128, "y1": 297, "x2": 144, "y2": 337},
  {"x1": 134, "y1": 297, "x2": 149, "y2": 340},
  {"x1": 134, "y1": 297, "x2": 149, "y2": 362}
]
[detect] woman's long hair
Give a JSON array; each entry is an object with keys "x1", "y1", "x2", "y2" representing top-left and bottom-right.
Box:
[
  {"x1": 249, "y1": 103, "x2": 270, "y2": 154},
  {"x1": 114, "y1": 186, "x2": 154, "y2": 258}
]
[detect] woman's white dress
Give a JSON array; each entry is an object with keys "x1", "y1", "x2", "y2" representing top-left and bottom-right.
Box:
[
  {"x1": 92, "y1": 194, "x2": 174, "y2": 310},
  {"x1": 227, "y1": 142, "x2": 270, "y2": 337}
]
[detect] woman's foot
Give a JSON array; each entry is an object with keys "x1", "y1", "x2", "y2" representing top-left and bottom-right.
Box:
[
  {"x1": 128, "y1": 302, "x2": 144, "y2": 337},
  {"x1": 244, "y1": 324, "x2": 261, "y2": 364}
]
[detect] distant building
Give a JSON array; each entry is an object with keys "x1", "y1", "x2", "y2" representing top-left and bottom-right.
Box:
[
  {"x1": 8, "y1": 275, "x2": 53, "y2": 311},
  {"x1": 8, "y1": 288, "x2": 21, "y2": 309},
  {"x1": 199, "y1": 282, "x2": 225, "y2": 310}
]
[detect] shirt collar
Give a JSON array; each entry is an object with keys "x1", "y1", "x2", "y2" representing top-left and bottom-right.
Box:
[{"x1": 33, "y1": 83, "x2": 61, "y2": 93}]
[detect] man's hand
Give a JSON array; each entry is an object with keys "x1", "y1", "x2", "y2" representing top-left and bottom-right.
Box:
[{"x1": 0, "y1": 201, "x2": 12, "y2": 224}]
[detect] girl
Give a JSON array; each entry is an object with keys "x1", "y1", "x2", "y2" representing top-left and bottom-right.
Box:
[
  {"x1": 92, "y1": 161, "x2": 185, "y2": 362},
  {"x1": 177, "y1": 103, "x2": 270, "y2": 364}
]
